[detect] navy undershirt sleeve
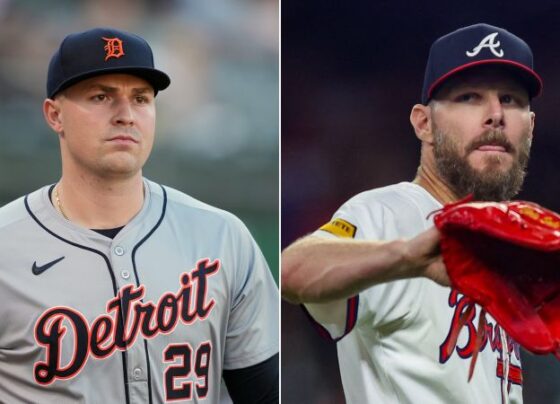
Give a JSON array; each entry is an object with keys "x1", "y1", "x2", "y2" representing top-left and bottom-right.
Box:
[{"x1": 222, "y1": 353, "x2": 278, "y2": 403}]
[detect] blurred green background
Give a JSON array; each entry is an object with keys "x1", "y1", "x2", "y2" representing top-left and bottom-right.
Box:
[{"x1": 0, "y1": 0, "x2": 278, "y2": 281}]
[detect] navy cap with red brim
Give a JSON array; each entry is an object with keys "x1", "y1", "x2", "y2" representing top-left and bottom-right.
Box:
[{"x1": 422, "y1": 23, "x2": 542, "y2": 104}]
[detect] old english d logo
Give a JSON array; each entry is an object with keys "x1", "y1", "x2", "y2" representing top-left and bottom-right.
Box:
[{"x1": 102, "y1": 37, "x2": 125, "y2": 61}]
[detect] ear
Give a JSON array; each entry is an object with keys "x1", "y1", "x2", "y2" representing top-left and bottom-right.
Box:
[
  {"x1": 410, "y1": 103, "x2": 433, "y2": 144},
  {"x1": 528, "y1": 110, "x2": 535, "y2": 139},
  {"x1": 43, "y1": 98, "x2": 64, "y2": 135}
]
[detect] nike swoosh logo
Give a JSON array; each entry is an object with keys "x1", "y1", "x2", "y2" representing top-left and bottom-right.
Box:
[{"x1": 32, "y1": 256, "x2": 65, "y2": 276}]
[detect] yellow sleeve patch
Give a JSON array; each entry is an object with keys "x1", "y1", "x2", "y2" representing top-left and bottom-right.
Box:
[{"x1": 319, "y1": 218, "x2": 357, "y2": 239}]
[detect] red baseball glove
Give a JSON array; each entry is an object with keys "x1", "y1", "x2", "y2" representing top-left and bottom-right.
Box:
[{"x1": 433, "y1": 199, "x2": 560, "y2": 379}]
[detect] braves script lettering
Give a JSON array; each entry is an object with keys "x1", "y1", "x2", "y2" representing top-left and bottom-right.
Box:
[
  {"x1": 33, "y1": 258, "x2": 220, "y2": 385},
  {"x1": 440, "y1": 290, "x2": 520, "y2": 362},
  {"x1": 439, "y1": 290, "x2": 522, "y2": 385}
]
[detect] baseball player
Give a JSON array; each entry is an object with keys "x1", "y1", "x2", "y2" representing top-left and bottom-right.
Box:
[
  {"x1": 282, "y1": 23, "x2": 540, "y2": 403},
  {"x1": 0, "y1": 28, "x2": 278, "y2": 403}
]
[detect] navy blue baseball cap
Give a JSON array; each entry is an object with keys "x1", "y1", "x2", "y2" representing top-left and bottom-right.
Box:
[
  {"x1": 47, "y1": 27, "x2": 170, "y2": 98},
  {"x1": 422, "y1": 23, "x2": 542, "y2": 104}
]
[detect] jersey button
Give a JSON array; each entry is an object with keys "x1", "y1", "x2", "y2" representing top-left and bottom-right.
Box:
[
  {"x1": 114, "y1": 246, "x2": 125, "y2": 256},
  {"x1": 121, "y1": 270, "x2": 130, "y2": 280},
  {"x1": 133, "y1": 368, "x2": 142, "y2": 380}
]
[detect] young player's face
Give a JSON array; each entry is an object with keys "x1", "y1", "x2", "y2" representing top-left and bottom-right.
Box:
[
  {"x1": 429, "y1": 69, "x2": 535, "y2": 200},
  {"x1": 54, "y1": 74, "x2": 156, "y2": 180}
]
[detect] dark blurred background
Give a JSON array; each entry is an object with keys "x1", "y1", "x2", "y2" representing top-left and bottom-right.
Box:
[{"x1": 282, "y1": 2, "x2": 560, "y2": 403}]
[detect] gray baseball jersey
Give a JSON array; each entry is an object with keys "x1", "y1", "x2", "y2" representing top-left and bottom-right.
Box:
[{"x1": 0, "y1": 178, "x2": 279, "y2": 403}]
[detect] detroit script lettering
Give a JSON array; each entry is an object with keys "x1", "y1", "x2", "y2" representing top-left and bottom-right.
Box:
[{"x1": 33, "y1": 258, "x2": 220, "y2": 385}]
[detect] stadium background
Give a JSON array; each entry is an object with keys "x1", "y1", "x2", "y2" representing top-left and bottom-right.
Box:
[{"x1": 282, "y1": 1, "x2": 560, "y2": 403}]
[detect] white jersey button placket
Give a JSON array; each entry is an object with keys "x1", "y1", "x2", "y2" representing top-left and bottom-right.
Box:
[{"x1": 110, "y1": 243, "x2": 148, "y2": 392}]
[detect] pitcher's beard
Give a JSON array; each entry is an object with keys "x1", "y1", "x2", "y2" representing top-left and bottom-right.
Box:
[{"x1": 433, "y1": 127, "x2": 531, "y2": 201}]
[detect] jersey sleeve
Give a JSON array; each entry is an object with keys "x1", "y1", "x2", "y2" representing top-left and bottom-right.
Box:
[
  {"x1": 303, "y1": 197, "x2": 425, "y2": 340},
  {"x1": 223, "y1": 216, "x2": 279, "y2": 370}
]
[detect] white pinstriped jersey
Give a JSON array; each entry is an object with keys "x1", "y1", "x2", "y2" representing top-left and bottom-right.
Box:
[
  {"x1": 0, "y1": 179, "x2": 278, "y2": 403},
  {"x1": 305, "y1": 182, "x2": 522, "y2": 404}
]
